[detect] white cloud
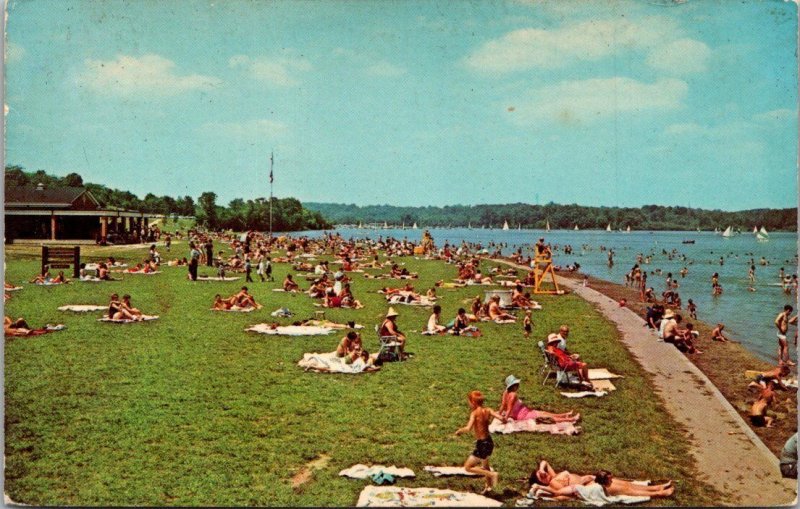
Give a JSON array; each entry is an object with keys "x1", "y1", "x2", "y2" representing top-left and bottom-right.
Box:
[
  {"x1": 332, "y1": 48, "x2": 406, "y2": 78},
  {"x1": 646, "y1": 38, "x2": 711, "y2": 75},
  {"x1": 464, "y1": 17, "x2": 679, "y2": 72},
  {"x1": 199, "y1": 119, "x2": 287, "y2": 140},
  {"x1": 229, "y1": 53, "x2": 312, "y2": 87},
  {"x1": 753, "y1": 108, "x2": 797, "y2": 122},
  {"x1": 77, "y1": 54, "x2": 221, "y2": 96},
  {"x1": 510, "y1": 77, "x2": 687, "y2": 125},
  {"x1": 365, "y1": 61, "x2": 407, "y2": 77},
  {"x1": 6, "y1": 42, "x2": 26, "y2": 63}
]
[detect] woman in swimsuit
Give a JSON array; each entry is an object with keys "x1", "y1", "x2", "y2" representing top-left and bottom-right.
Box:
[
  {"x1": 499, "y1": 376, "x2": 579, "y2": 423},
  {"x1": 108, "y1": 293, "x2": 135, "y2": 320}
]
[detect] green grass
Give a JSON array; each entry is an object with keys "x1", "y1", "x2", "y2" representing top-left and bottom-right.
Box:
[{"x1": 4, "y1": 242, "x2": 719, "y2": 506}]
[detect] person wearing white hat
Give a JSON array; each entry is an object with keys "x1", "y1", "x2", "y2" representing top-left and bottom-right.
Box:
[
  {"x1": 379, "y1": 307, "x2": 406, "y2": 357},
  {"x1": 499, "y1": 375, "x2": 579, "y2": 423}
]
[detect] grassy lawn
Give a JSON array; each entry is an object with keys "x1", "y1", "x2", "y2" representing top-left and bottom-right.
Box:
[{"x1": 4, "y1": 241, "x2": 719, "y2": 506}]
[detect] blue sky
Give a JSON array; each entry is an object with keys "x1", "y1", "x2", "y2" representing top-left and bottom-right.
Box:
[{"x1": 4, "y1": 0, "x2": 797, "y2": 211}]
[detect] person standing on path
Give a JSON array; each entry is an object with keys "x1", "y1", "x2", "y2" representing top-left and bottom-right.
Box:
[
  {"x1": 775, "y1": 305, "x2": 795, "y2": 366},
  {"x1": 188, "y1": 242, "x2": 200, "y2": 281}
]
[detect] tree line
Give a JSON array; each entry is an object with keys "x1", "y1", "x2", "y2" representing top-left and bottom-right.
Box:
[
  {"x1": 5, "y1": 166, "x2": 331, "y2": 232},
  {"x1": 304, "y1": 201, "x2": 798, "y2": 232}
]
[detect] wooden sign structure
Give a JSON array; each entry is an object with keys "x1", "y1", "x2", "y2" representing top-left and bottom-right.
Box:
[
  {"x1": 42, "y1": 246, "x2": 81, "y2": 278},
  {"x1": 533, "y1": 254, "x2": 561, "y2": 294}
]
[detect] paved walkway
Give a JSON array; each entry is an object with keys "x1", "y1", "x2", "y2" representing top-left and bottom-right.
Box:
[{"x1": 501, "y1": 261, "x2": 797, "y2": 505}]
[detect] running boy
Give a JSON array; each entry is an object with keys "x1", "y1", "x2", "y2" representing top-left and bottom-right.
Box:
[
  {"x1": 454, "y1": 391, "x2": 504, "y2": 494},
  {"x1": 522, "y1": 310, "x2": 532, "y2": 339}
]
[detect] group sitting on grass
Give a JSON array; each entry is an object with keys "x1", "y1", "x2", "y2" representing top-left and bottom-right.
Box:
[
  {"x1": 212, "y1": 287, "x2": 262, "y2": 310},
  {"x1": 107, "y1": 293, "x2": 145, "y2": 321},
  {"x1": 30, "y1": 268, "x2": 69, "y2": 285}
]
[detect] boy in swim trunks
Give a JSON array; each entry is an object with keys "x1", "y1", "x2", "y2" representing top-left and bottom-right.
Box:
[
  {"x1": 775, "y1": 305, "x2": 795, "y2": 366},
  {"x1": 749, "y1": 380, "x2": 776, "y2": 427},
  {"x1": 454, "y1": 390, "x2": 503, "y2": 494}
]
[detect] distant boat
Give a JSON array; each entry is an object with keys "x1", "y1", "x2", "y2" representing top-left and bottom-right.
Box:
[
  {"x1": 468, "y1": 222, "x2": 472, "y2": 229},
  {"x1": 606, "y1": 223, "x2": 612, "y2": 232},
  {"x1": 518, "y1": 224, "x2": 522, "y2": 231},
  {"x1": 412, "y1": 222, "x2": 418, "y2": 229},
  {"x1": 714, "y1": 227, "x2": 720, "y2": 234},
  {"x1": 696, "y1": 227, "x2": 701, "y2": 232},
  {"x1": 546, "y1": 220, "x2": 551, "y2": 232},
  {"x1": 722, "y1": 226, "x2": 733, "y2": 238},
  {"x1": 384, "y1": 221, "x2": 388, "y2": 229},
  {"x1": 502, "y1": 220, "x2": 509, "y2": 231},
  {"x1": 574, "y1": 225, "x2": 579, "y2": 231},
  {"x1": 626, "y1": 226, "x2": 631, "y2": 233},
  {"x1": 753, "y1": 226, "x2": 758, "y2": 234},
  {"x1": 402, "y1": 222, "x2": 406, "y2": 230},
  {"x1": 358, "y1": 222, "x2": 362, "y2": 229},
  {"x1": 682, "y1": 240, "x2": 695, "y2": 244},
  {"x1": 757, "y1": 232, "x2": 769, "y2": 242},
  {"x1": 760, "y1": 226, "x2": 769, "y2": 237}
]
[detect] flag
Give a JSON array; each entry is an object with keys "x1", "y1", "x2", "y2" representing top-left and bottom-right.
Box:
[{"x1": 269, "y1": 152, "x2": 274, "y2": 184}]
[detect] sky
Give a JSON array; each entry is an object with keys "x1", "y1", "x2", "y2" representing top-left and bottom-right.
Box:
[{"x1": 3, "y1": 0, "x2": 798, "y2": 211}]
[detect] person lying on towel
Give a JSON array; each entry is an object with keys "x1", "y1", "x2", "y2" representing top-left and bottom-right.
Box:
[{"x1": 529, "y1": 461, "x2": 674, "y2": 501}]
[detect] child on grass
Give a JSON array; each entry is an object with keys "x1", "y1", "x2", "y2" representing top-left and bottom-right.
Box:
[
  {"x1": 523, "y1": 310, "x2": 532, "y2": 339},
  {"x1": 454, "y1": 391, "x2": 504, "y2": 494}
]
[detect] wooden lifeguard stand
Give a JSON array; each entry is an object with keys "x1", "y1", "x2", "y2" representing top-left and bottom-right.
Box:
[{"x1": 533, "y1": 254, "x2": 561, "y2": 294}]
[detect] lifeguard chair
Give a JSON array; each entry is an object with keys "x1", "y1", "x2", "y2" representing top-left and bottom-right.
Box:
[{"x1": 533, "y1": 254, "x2": 561, "y2": 295}]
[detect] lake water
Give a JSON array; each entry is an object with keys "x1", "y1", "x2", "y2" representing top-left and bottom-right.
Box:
[{"x1": 298, "y1": 227, "x2": 798, "y2": 363}]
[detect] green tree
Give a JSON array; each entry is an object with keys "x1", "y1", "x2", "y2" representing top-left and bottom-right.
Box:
[{"x1": 198, "y1": 192, "x2": 219, "y2": 228}]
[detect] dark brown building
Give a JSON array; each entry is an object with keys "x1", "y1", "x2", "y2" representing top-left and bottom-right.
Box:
[{"x1": 5, "y1": 183, "x2": 158, "y2": 242}]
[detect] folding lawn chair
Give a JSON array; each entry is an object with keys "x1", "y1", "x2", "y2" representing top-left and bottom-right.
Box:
[{"x1": 538, "y1": 341, "x2": 567, "y2": 387}]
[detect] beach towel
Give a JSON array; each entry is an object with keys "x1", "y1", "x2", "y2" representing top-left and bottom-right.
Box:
[
  {"x1": 98, "y1": 315, "x2": 159, "y2": 323},
  {"x1": 247, "y1": 324, "x2": 333, "y2": 336},
  {"x1": 518, "y1": 484, "x2": 650, "y2": 507},
  {"x1": 489, "y1": 418, "x2": 580, "y2": 435},
  {"x1": 423, "y1": 466, "x2": 486, "y2": 477},
  {"x1": 121, "y1": 270, "x2": 161, "y2": 275},
  {"x1": 270, "y1": 308, "x2": 294, "y2": 318},
  {"x1": 79, "y1": 276, "x2": 105, "y2": 282},
  {"x1": 5, "y1": 286, "x2": 23, "y2": 291},
  {"x1": 297, "y1": 352, "x2": 377, "y2": 374},
  {"x1": 356, "y1": 486, "x2": 502, "y2": 507},
  {"x1": 588, "y1": 368, "x2": 623, "y2": 380},
  {"x1": 339, "y1": 464, "x2": 415, "y2": 480},
  {"x1": 58, "y1": 305, "x2": 107, "y2": 312},
  {"x1": 561, "y1": 391, "x2": 607, "y2": 398},
  {"x1": 34, "y1": 281, "x2": 66, "y2": 286},
  {"x1": 197, "y1": 276, "x2": 241, "y2": 281},
  {"x1": 271, "y1": 288, "x2": 299, "y2": 292},
  {"x1": 211, "y1": 306, "x2": 255, "y2": 312},
  {"x1": 304, "y1": 320, "x2": 364, "y2": 330},
  {"x1": 590, "y1": 380, "x2": 616, "y2": 392},
  {"x1": 387, "y1": 295, "x2": 435, "y2": 306}
]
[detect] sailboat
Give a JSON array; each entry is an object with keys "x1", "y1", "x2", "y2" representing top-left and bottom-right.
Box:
[
  {"x1": 574, "y1": 225, "x2": 579, "y2": 231},
  {"x1": 468, "y1": 222, "x2": 472, "y2": 229},
  {"x1": 518, "y1": 224, "x2": 522, "y2": 231},
  {"x1": 358, "y1": 222, "x2": 362, "y2": 229},
  {"x1": 753, "y1": 226, "x2": 758, "y2": 234},
  {"x1": 696, "y1": 227, "x2": 701, "y2": 232},
  {"x1": 402, "y1": 222, "x2": 406, "y2": 230},
  {"x1": 383, "y1": 221, "x2": 388, "y2": 229},
  {"x1": 412, "y1": 222, "x2": 418, "y2": 229},
  {"x1": 760, "y1": 226, "x2": 769, "y2": 237},
  {"x1": 546, "y1": 220, "x2": 551, "y2": 232},
  {"x1": 721, "y1": 226, "x2": 733, "y2": 238},
  {"x1": 502, "y1": 220, "x2": 509, "y2": 231},
  {"x1": 757, "y1": 226, "x2": 769, "y2": 242},
  {"x1": 714, "y1": 227, "x2": 720, "y2": 234},
  {"x1": 606, "y1": 224, "x2": 612, "y2": 232},
  {"x1": 626, "y1": 226, "x2": 631, "y2": 233}
]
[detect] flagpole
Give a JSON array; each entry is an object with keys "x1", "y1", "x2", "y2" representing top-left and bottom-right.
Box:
[{"x1": 269, "y1": 151, "x2": 274, "y2": 238}]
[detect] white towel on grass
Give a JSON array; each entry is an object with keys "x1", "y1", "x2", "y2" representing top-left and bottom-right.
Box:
[
  {"x1": 59, "y1": 305, "x2": 107, "y2": 312},
  {"x1": 339, "y1": 464, "x2": 415, "y2": 479},
  {"x1": 518, "y1": 483, "x2": 650, "y2": 507},
  {"x1": 423, "y1": 466, "x2": 485, "y2": 477},
  {"x1": 247, "y1": 324, "x2": 333, "y2": 336},
  {"x1": 297, "y1": 352, "x2": 374, "y2": 374},
  {"x1": 489, "y1": 418, "x2": 580, "y2": 435},
  {"x1": 561, "y1": 391, "x2": 607, "y2": 398},
  {"x1": 356, "y1": 486, "x2": 501, "y2": 507},
  {"x1": 197, "y1": 276, "x2": 241, "y2": 281}
]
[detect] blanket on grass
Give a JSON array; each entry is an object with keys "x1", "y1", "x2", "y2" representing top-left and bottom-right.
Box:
[
  {"x1": 247, "y1": 324, "x2": 333, "y2": 336},
  {"x1": 119, "y1": 270, "x2": 161, "y2": 275},
  {"x1": 561, "y1": 391, "x2": 607, "y2": 398},
  {"x1": 517, "y1": 482, "x2": 651, "y2": 507},
  {"x1": 423, "y1": 466, "x2": 488, "y2": 477},
  {"x1": 211, "y1": 306, "x2": 255, "y2": 313},
  {"x1": 197, "y1": 276, "x2": 241, "y2": 281},
  {"x1": 489, "y1": 418, "x2": 581, "y2": 435},
  {"x1": 58, "y1": 304, "x2": 107, "y2": 312},
  {"x1": 298, "y1": 352, "x2": 378, "y2": 374},
  {"x1": 34, "y1": 281, "x2": 67, "y2": 286},
  {"x1": 5, "y1": 286, "x2": 23, "y2": 291},
  {"x1": 356, "y1": 486, "x2": 502, "y2": 507},
  {"x1": 339, "y1": 464, "x2": 415, "y2": 479},
  {"x1": 386, "y1": 295, "x2": 435, "y2": 307},
  {"x1": 98, "y1": 315, "x2": 159, "y2": 323}
]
